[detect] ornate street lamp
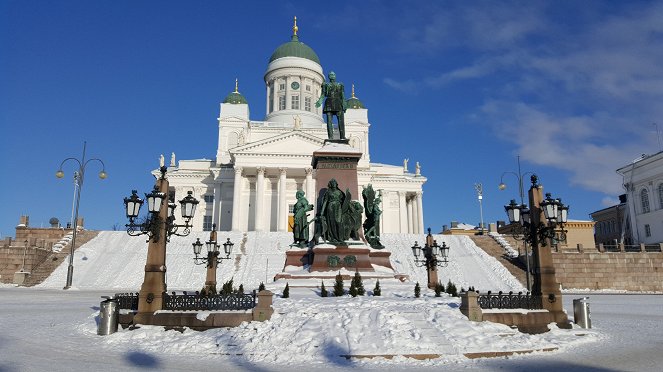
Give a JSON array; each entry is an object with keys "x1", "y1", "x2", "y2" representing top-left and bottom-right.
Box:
[
  {"x1": 56, "y1": 141, "x2": 107, "y2": 289},
  {"x1": 411, "y1": 228, "x2": 451, "y2": 288},
  {"x1": 498, "y1": 155, "x2": 535, "y2": 291},
  {"x1": 122, "y1": 166, "x2": 199, "y2": 316},
  {"x1": 124, "y1": 167, "x2": 199, "y2": 242},
  {"x1": 192, "y1": 225, "x2": 233, "y2": 294},
  {"x1": 503, "y1": 175, "x2": 570, "y2": 312}
]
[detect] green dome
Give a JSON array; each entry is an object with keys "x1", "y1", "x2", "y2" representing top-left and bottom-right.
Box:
[
  {"x1": 223, "y1": 91, "x2": 247, "y2": 104},
  {"x1": 269, "y1": 35, "x2": 321, "y2": 65},
  {"x1": 346, "y1": 97, "x2": 365, "y2": 109}
]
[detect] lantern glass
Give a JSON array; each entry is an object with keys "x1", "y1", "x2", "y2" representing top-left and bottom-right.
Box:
[
  {"x1": 145, "y1": 187, "x2": 165, "y2": 214},
  {"x1": 206, "y1": 240, "x2": 216, "y2": 254},
  {"x1": 558, "y1": 204, "x2": 569, "y2": 223},
  {"x1": 192, "y1": 238, "x2": 203, "y2": 256},
  {"x1": 521, "y1": 208, "x2": 530, "y2": 225},
  {"x1": 431, "y1": 241, "x2": 440, "y2": 257},
  {"x1": 179, "y1": 191, "x2": 199, "y2": 219},
  {"x1": 505, "y1": 200, "x2": 520, "y2": 224},
  {"x1": 168, "y1": 202, "x2": 176, "y2": 218},
  {"x1": 124, "y1": 190, "x2": 143, "y2": 218},
  {"x1": 440, "y1": 242, "x2": 450, "y2": 258},
  {"x1": 223, "y1": 238, "x2": 234, "y2": 256},
  {"x1": 411, "y1": 242, "x2": 421, "y2": 258}
]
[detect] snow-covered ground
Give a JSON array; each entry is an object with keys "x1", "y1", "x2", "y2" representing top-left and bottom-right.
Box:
[
  {"x1": 0, "y1": 288, "x2": 661, "y2": 371},
  {"x1": 39, "y1": 231, "x2": 524, "y2": 293},
  {"x1": 10, "y1": 232, "x2": 659, "y2": 370}
]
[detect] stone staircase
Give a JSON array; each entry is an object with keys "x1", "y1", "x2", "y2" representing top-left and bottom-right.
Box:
[
  {"x1": 23, "y1": 230, "x2": 100, "y2": 287},
  {"x1": 467, "y1": 235, "x2": 528, "y2": 288}
]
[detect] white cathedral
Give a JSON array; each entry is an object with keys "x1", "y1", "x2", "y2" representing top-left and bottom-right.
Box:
[{"x1": 165, "y1": 19, "x2": 426, "y2": 235}]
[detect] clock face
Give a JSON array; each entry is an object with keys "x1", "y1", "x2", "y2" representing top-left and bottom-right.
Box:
[{"x1": 291, "y1": 81, "x2": 300, "y2": 90}]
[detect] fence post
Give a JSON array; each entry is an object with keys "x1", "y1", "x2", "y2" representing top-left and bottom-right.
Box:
[
  {"x1": 640, "y1": 243, "x2": 646, "y2": 252},
  {"x1": 252, "y1": 290, "x2": 274, "y2": 321},
  {"x1": 577, "y1": 244, "x2": 583, "y2": 253},
  {"x1": 460, "y1": 291, "x2": 482, "y2": 322},
  {"x1": 598, "y1": 243, "x2": 605, "y2": 253}
]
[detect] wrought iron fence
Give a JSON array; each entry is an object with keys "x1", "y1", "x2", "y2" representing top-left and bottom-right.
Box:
[
  {"x1": 164, "y1": 291, "x2": 256, "y2": 311},
  {"x1": 112, "y1": 291, "x2": 257, "y2": 311},
  {"x1": 477, "y1": 291, "x2": 542, "y2": 310},
  {"x1": 645, "y1": 244, "x2": 662, "y2": 252},
  {"x1": 114, "y1": 292, "x2": 139, "y2": 310}
]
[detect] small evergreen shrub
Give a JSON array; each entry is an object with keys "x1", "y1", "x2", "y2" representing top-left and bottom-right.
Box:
[
  {"x1": 373, "y1": 280, "x2": 381, "y2": 296},
  {"x1": 237, "y1": 284, "x2": 244, "y2": 295},
  {"x1": 282, "y1": 283, "x2": 290, "y2": 298},
  {"x1": 446, "y1": 280, "x2": 458, "y2": 297},
  {"x1": 353, "y1": 271, "x2": 365, "y2": 296},
  {"x1": 349, "y1": 280, "x2": 358, "y2": 297},
  {"x1": 258, "y1": 282, "x2": 266, "y2": 291},
  {"x1": 320, "y1": 281, "x2": 328, "y2": 297},
  {"x1": 221, "y1": 278, "x2": 235, "y2": 295},
  {"x1": 434, "y1": 281, "x2": 444, "y2": 297},
  {"x1": 333, "y1": 272, "x2": 345, "y2": 296},
  {"x1": 414, "y1": 282, "x2": 421, "y2": 298}
]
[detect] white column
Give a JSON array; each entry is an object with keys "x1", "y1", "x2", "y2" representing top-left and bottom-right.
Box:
[
  {"x1": 272, "y1": 80, "x2": 278, "y2": 112},
  {"x1": 285, "y1": 77, "x2": 290, "y2": 109},
  {"x1": 407, "y1": 195, "x2": 414, "y2": 234},
  {"x1": 277, "y1": 168, "x2": 287, "y2": 232},
  {"x1": 305, "y1": 167, "x2": 315, "y2": 237},
  {"x1": 398, "y1": 191, "x2": 408, "y2": 233},
  {"x1": 412, "y1": 194, "x2": 419, "y2": 234},
  {"x1": 255, "y1": 167, "x2": 266, "y2": 231},
  {"x1": 231, "y1": 167, "x2": 243, "y2": 231},
  {"x1": 212, "y1": 181, "x2": 221, "y2": 228},
  {"x1": 416, "y1": 191, "x2": 424, "y2": 234},
  {"x1": 265, "y1": 83, "x2": 270, "y2": 114}
]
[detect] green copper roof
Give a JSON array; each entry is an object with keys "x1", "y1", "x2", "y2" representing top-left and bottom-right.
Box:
[
  {"x1": 269, "y1": 35, "x2": 321, "y2": 65},
  {"x1": 346, "y1": 97, "x2": 365, "y2": 109},
  {"x1": 223, "y1": 91, "x2": 248, "y2": 104}
]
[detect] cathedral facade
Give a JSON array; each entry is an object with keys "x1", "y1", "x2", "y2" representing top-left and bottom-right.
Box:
[{"x1": 166, "y1": 20, "x2": 426, "y2": 234}]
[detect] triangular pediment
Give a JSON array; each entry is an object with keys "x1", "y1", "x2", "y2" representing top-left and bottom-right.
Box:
[{"x1": 231, "y1": 131, "x2": 325, "y2": 156}]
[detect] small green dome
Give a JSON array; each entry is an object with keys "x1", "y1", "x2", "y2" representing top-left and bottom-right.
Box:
[
  {"x1": 346, "y1": 84, "x2": 365, "y2": 109},
  {"x1": 223, "y1": 91, "x2": 247, "y2": 104},
  {"x1": 346, "y1": 97, "x2": 365, "y2": 109},
  {"x1": 269, "y1": 35, "x2": 321, "y2": 65}
]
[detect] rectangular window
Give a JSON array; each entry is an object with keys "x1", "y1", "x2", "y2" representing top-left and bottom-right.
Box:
[
  {"x1": 279, "y1": 83, "x2": 285, "y2": 91},
  {"x1": 278, "y1": 96, "x2": 286, "y2": 110},
  {"x1": 288, "y1": 204, "x2": 295, "y2": 213},
  {"x1": 203, "y1": 215, "x2": 213, "y2": 231},
  {"x1": 304, "y1": 97, "x2": 311, "y2": 111},
  {"x1": 204, "y1": 194, "x2": 214, "y2": 203},
  {"x1": 291, "y1": 95, "x2": 300, "y2": 110},
  {"x1": 306, "y1": 85, "x2": 311, "y2": 92},
  {"x1": 645, "y1": 224, "x2": 651, "y2": 237}
]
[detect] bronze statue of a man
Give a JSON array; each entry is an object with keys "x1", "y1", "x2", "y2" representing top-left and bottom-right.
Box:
[
  {"x1": 292, "y1": 190, "x2": 313, "y2": 248},
  {"x1": 315, "y1": 71, "x2": 347, "y2": 140}
]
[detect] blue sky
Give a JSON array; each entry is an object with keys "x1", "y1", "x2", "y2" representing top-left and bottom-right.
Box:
[{"x1": 2, "y1": 0, "x2": 662, "y2": 237}]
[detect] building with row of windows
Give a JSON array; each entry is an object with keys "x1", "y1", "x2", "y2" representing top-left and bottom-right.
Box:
[
  {"x1": 162, "y1": 19, "x2": 427, "y2": 234},
  {"x1": 614, "y1": 151, "x2": 663, "y2": 244}
]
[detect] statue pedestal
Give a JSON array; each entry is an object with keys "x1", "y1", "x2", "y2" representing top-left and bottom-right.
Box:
[
  {"x1": 312, "y1": 142, "x2": 362, "y2": 204},
  {"x1": 309, "y1": 244, "x2": 375, "y2": 272}
]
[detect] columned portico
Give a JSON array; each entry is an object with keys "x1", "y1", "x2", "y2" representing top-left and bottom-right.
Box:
[{"x1": 255, "y1": 167, "x2": 266, "y2": 231}]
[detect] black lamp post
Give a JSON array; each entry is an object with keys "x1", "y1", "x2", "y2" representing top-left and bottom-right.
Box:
[
  {"x1": 122, "y1": 166, "x2": 199, "y2": 317},
  {"x1": 123, "y1": 167, "x2": 199, "y2": 242},
  {"x1": 411, "y1": 227, "x2": 450, "y2": 288},
  {"x1": 503, "y1": 175, "x2": 569, "y2": 300},
  {"x1": 193, "y1": 224, "x2": 233, "y2": 294},
  {"x1": 498, "y1": 155, "x2": 535, "y2": 290},
  {"x1": 56, "y1": 141, "x2": 107, "y2": 289}
]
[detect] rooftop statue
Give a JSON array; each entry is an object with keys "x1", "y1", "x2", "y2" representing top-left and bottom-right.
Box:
[{"x1": 316, "y1": 71, "x2": 347, "y2": 140}]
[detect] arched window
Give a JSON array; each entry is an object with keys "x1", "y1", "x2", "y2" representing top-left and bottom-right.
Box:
[
  {"x1": 658, "y1": 183, "x2": 663, "y2": 209},
  {"x1": 641, "y1": 189, "x2": 650, "y2": 213},
  {"x1": 227, "y1": 132, "x2": 239, "y2": 149}
]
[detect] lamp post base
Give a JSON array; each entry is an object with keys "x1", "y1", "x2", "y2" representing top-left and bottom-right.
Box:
[{"x1": 63, "y1": 264, "x2": 74, "y2": 290}]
